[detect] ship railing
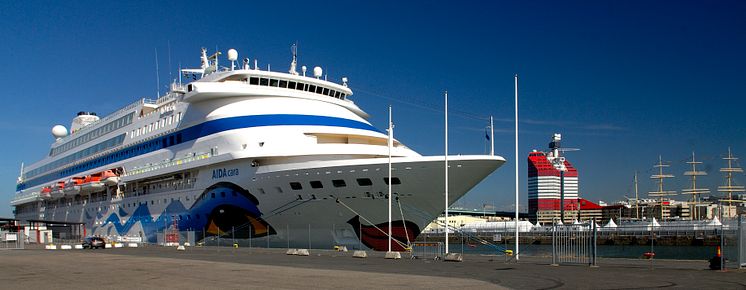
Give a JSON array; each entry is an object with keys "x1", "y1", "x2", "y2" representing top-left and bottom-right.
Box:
[
  {"x1": 10, "y1": 191, "x2": 40, "y2": 205},
  {"x1": 134, "y1": 178, "x2": 197, "y2": 196},
  {"x1": 124, "y1": 152, "x2": 212, "y2": 177}
]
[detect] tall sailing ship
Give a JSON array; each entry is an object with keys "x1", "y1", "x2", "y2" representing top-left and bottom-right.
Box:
[
  {"x1": 718, "y1": 147, "x2": 744, "y2": 218},
  {"x1": 11, "y1": 47, "x2": 505, "y2": 250}
]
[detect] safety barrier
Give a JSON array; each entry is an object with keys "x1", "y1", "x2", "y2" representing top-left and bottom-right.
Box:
[
  {"x1": 411, "y1": 242, "x2": 442, "y2": 260},
  {"x1": 552, "y1": 221, "x2": 597, "y2": 266}
]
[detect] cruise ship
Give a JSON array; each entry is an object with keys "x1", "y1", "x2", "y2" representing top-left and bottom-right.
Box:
[{"x1": 11, "y1": 46, "x2": 505, "y2": 251}]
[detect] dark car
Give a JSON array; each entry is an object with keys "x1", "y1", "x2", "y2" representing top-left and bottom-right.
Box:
[{"x1": 82, "y1": 237, "x2": 106, "y2": 249}]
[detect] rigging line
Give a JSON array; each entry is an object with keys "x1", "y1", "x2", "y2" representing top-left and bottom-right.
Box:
[
  {"x1": 334, "y1": 197, "x2": 408, "y2": 248},
  {"x1": 354, "y1": 88, "x2": 491, "y2": 121},
  {"x1": 395, "y1": 196, "x2": 411, "y2": 247}
]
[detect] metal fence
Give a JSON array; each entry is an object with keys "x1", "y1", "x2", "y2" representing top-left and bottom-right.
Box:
[
  {"x1": 411, "y1": 242, "x2": 442, "y2": 260},
  {"x1": 551, "y1": 222, "x2": 597, "y2": 266},
  {"x1": 0, "y1": 230, "x2": 25, "y2": 249}
]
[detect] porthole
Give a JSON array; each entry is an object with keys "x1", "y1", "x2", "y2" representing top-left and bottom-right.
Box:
[{"x1": 356, "y1": 178, "x2": 373, "y2": 186}]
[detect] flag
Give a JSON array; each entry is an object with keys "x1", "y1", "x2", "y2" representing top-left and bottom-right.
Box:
[{"x1": 485, "y1": 128, "x2": 490, "y2": 141}]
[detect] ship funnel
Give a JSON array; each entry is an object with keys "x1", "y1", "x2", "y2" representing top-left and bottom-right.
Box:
[{"x1": 70, "y1": 111, "x2": 99, "y2": 133}]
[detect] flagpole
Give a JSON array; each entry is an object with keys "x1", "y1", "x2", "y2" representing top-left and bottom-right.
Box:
[
  {"x1": 444, "y1": 91, "x2": 449, "y2": 254},
  {"x1": 514, "y1": 74, "x2": 520, "y2": 261},
  {"x1": 490, "y1": 115, "x2": 494, "y2": 156},
  {"x1": 387, "y1": 105, "x2": 393, "y2": 253}
]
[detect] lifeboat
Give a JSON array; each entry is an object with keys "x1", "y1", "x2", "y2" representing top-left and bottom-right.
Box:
[
  {"x1": 101, "y1": 169, "x2": 120, "y2": 186},
  {"x1": 40, "y1": 186, "x2": 53, "y2": 200},
  {"x1": 50, "y1": 181, "x2": 66, "y2": 199},
  {"x1": 63, "y1": 177, "x2": 84, "y2": 196},
  {"x1": 79, "y1": 172, "x2": 105, "y2": 195}
]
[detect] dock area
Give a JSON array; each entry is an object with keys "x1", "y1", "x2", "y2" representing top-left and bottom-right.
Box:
[{"x1": 1, "y1": 246, "x2": 745, "y2": 289}]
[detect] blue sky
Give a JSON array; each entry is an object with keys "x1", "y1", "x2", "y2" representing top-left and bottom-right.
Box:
[{"x1": 1, "y1": 1, "x2": 745, "y2": 216}]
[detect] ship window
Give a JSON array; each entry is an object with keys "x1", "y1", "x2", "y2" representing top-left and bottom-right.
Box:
[
  {"x1": 334, "y1": 91, "x2": 341, "y2": 98},
  {"x1": 211, "y1": 192, "x2": 215, "y2": 198},
  {"x1": 315, "y1": 86, "x2": 323, "y2": 94},
  {"x1": 310, "y1": 181, "x2": 323, "y2": 189},
  {"x1": 323, "y1": 88, "x2": 330, "y2": 96},
  {"x1": 295, "y1": 83, "x2": 305, "y2": 91},
  {"x1": 260, "y1": 78, "x2": 269, "y2": 86},
  {"x1": 290, "y1": 182, "x2": 302, "y2": 190},
  {"x1": 308, "y1": 85, "x2": 316, "y2": 92},
  {"x1": 332, "y1": 179, "x2": 346, "y2": 187},
  {"x1": 269, "y1": 79, "x2": 278, "y2": 87},
  {"x1": 356, "y1": 178, "x2": 373, "y2": 186},
  {"x1": 384, "y1": 177, "x2": 401, "y2": 185},
  {"x1": 196, "y1": 213, "x2": 200, "y2": 219},
  {"x1": 249, "y1": 77, "x2": 259, "y2": 85},
  {"x1": 287, "y1": 81, "x2": 296, "y2": 89},
  {"x1": 341, "y1": 93, "x2": 346, "y2": 99},
  {"x1": 279, "y1": 80, "x2": 288, "y2": 88},
  {"x1": 220, "y1": 192, "x2": 226, "y2": 198}
]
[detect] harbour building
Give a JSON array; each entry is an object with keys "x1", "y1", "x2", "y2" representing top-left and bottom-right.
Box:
[{"x1": 527, "y1": 134, "x2": 601, "y2": 224}]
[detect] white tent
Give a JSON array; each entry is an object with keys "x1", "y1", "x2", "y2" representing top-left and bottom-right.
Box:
[
  {"x1": 604, "y1": 218, "x2": 618, "y2": 228},
  {"x1": 707, "y1": 216, "x2": 722, "y2": 227},
  {"x1": 572, "y1": 219, "x2": 582, "y2": 225},
  {"x1": 647, "y1": 217, "x2": 661, "y2": 230}
]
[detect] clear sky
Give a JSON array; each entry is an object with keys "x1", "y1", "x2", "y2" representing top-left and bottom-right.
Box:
[{"x1": 1, "y1": 1, "x2": 745, "y2": 217}]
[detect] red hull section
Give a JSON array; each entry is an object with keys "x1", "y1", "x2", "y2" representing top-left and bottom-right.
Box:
[{"x1": 347, "y1": 216, "x2": 420, "y2": 252}]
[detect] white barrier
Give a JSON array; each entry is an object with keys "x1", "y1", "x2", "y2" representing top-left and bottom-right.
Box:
[
  {"x1": 105, "y1": 243, "x2": 112, "y2": 249},
  {"x1": 296, "y1": 249, "x2": 310, "y2": 256},
  {"x1": 127, "y1": 243, "x2": 138, "y2": 248},
  {"x1": 114, "y1": 243, "x2": 123, "y2": 248},
  {"x1": 60, "y1": 245, "x2": 72, "y2": 250},
  {"x1": 45, "y1": 244, "x2": 57, "y2": 250},
  {"x1": 352, "y1": 250, "x2": 367, "y2": 258},
  {"x1": 74, "y1": 245, "x2": 84, "y2": 249}
]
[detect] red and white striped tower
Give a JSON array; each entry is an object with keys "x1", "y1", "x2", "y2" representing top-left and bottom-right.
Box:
[{"x1": 527, "y1": 134, "x2": 579, "y2": 224}]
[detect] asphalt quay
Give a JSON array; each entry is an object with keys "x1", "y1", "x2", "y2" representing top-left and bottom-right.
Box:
[{"x1": 1, "y1": 245, "x2": 745, "y2": 289}]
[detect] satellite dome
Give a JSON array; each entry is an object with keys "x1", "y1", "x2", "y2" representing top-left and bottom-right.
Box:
[
  {"x1": 227, "y1": 49, "x2": 238, "y2": 61},
  {"x1": 313, "y1": 66, "x2": 323, "y2": 78},
  {"x1": 52, "y1": 125, "x2": 68, "y2": 139}
]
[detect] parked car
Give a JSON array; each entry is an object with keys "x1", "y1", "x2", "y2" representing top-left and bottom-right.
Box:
[{"x1": 82, "y1": 237, "x2": 106, "y2": 249}]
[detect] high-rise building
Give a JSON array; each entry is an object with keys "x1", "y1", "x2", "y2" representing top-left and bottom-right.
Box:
[{"x1": 528, "y1": 134, "x2": 581, "y2": 224}]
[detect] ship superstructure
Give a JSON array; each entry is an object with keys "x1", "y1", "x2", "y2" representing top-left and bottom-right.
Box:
[{"x1": 11, "y1": 47, "x2": 505, "y2": 250}]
